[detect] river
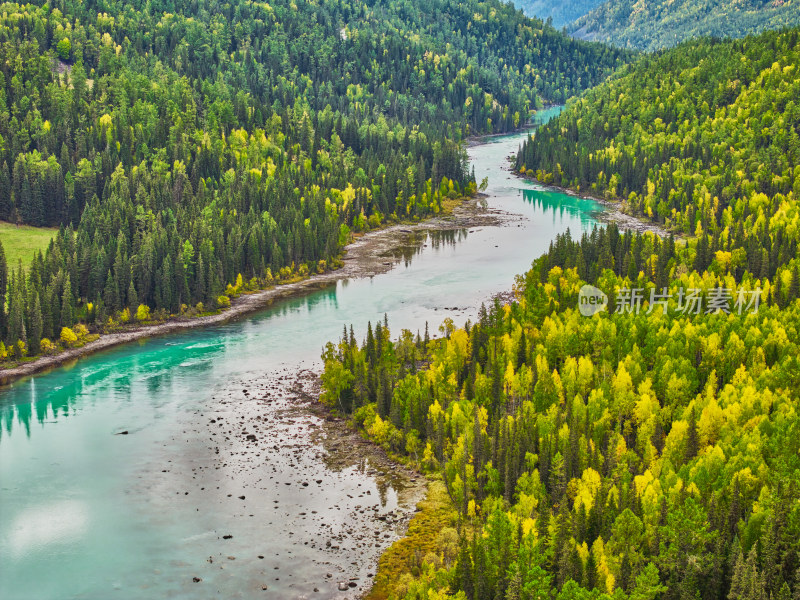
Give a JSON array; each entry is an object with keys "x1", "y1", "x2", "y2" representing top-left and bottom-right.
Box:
[{"x1": 0, "y1": 108, "x2": 603, "y2": 599}]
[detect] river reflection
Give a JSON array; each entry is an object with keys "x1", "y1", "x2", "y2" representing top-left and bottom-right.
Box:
[
  {"x1": 384, "y1": 229, "x2": 469, "y2": 267},
  {"x1": 521, "y1": 187, "x2": 603, "y2": 226}
]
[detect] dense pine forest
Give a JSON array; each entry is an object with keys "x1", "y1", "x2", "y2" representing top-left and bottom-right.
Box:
[
  {"x1": 322, "y1": 227, "x2": 800, "y2": 599},
  {"x1": 0, "y1": 0, "x2": 628, "y2": 361},
  {"x1": 321, "y1": 22, "x2": 800, "y2": 600},
  {"x1": 570, "y1": 0, "x2": 800, "y2": 51},
  {"x1": 516, "y1": 27, "x2": 800, "y2": 297}
]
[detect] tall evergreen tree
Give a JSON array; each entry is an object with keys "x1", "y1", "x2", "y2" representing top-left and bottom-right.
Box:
[
  {"x1": 29, "y1": 293, "x2": 43, "y2": 353},
  {"x1": 60, "y1": 277, "x2": 73, "y2": 328},
  {"x1": 0, "y1": 240, "x2": 6, "y2": 338}
]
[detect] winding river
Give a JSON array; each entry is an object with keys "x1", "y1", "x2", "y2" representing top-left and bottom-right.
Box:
[{"x1": 0, "y1": 107, "x2": 603, "y2": 599}]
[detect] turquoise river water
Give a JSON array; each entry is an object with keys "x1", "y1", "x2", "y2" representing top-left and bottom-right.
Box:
[{"x1": 0, "y1": 109, "x2": 603, "y2": 599}]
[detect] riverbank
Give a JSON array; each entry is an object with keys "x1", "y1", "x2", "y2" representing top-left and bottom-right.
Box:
[{"x1": 0, "y1": 196, "x2": 513, "y2": 386}]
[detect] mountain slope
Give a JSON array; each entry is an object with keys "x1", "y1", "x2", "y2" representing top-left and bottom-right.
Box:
[
  {"x1": 319, "y1": 26, "x2": 800, "y2": 600},
  {"x1": 570, "y1": 0, "x2": 800, "y2": 51},
  {"x1": 513, "y1": 0, "x2": 605, "y2": 28},
  {"x1": 517, "y1": 26, "x2": 800, "y2": 247}
]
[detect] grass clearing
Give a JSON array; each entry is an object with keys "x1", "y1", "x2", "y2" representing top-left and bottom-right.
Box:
[{"x1": 0, "y1": 221, "x2": 57, "y2": 268}]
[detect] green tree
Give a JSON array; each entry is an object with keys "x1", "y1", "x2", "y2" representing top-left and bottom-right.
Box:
[
  {"x1": 56, "y1": 37, "x2": 71, "y2": 61},
  {"x1": 60, "y1": 277, "x2": 73, "y2": 328}
]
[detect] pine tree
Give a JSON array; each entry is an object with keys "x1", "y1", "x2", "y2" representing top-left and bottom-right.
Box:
[
  {"x1": 128, "y1": 281, "x2": 138, "y2": 311},
  {"x1": 104, "y1": 271, "x2": 118, "y2": 312},
  {"x1": 505, "y1": 562, "x2": 521, "y2": 600},
  {"x1": 29, "y1": 293, "x2": 43, "y2": 354},
  {"x1": 0, "y1": 240, "x2": 6, "y2": 338},
  {"x1": 8, "y1": 281, "x2": 25, "y2": 345},
  {"x1": 729, "y1": 548, "x2": 768, "y2": 600},
  {"x1": 685, "y1": 410, "x2": 699, "y2": 463},
  {"x1": 0, "y1": 162, "x2": 11, "y2": 221},
  {"x1": 60, "y1": 277, "x2": 74, "y2": 328},
  {"x1": 620, "y1": 551, "x2": 632, "y2": 593},
  {"x1": 789, "y1": 265, "x2": 799, "y2": 303},
  {"x1": 773, "y1": 274, "x2": 784, "y2": 308},
  {"x1": 454, "y1": 539, "x2": 474, "y2": 598},
  {"x1": 776, "y1": 582, "x2": 791, "y2": 600}
]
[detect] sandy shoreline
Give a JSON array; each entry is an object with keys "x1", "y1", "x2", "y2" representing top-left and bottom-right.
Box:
[{"x1": 0, "y1": 197, "x2": 509, "y2": 385}]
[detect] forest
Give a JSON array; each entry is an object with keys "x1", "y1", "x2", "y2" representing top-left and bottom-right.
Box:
[
  {"x1": 516, "y1": 26, "x2": 800, "y2": 300},
  {"x1": 321, "y1": 223, "x2": 800, "y2": 599},
  {"x1": 570, "y1": 0, "x2": 800, "y2": 51},
  {"x1": 320, "y1": 22, "x2": 800, "y2": 600},
  {"x1": 0, "y1": 0, "x2": 629, "y2": 361}
]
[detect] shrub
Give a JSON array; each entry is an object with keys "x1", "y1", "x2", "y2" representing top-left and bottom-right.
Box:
[
  {"x1": 40, "y1": 338, "x2": 56, "y2": 355},
  {"x1": 216, "y1": 295, "x2": 231, "y2": 309},
  {"x1": 60, "y1": 327, "x2": 78, "y2": 347},
  {"x1": 135, "y1": 304, "x2": 151, "y2": 321},
  {"x1": 13, "y1": 340, "x2": 27, "y2": 358}
]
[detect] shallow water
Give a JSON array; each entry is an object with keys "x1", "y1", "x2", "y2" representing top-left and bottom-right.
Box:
[{"x1": 0, "y1": 109, "x2": 603, "y2": 599}]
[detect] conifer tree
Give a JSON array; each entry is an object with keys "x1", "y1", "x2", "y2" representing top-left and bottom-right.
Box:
[
  {"x1": 29, "y1": 293, "x2": 43, "y2": 354},
  {"x1": 60, "y1": 277, "x2": 73, "y2": 328},
  {"x1": 0, "y1": 240, "x2": 6, "y2": 338},
  {"x1": 8, "y1": 281, "x2": 25, "y2": 345}
]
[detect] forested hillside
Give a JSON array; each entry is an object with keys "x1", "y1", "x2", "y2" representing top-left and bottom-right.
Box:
[
  {"x1": 320, "y1": 21, "x2": 800, "y2": 600},
  {"x1": 570, "y1": 0, "x2": 800, "y2": 51},
  {"x1": 0, "y1": 0, "x2": 628, "y2": 361},
  {"x1": 517, "y1": 27, "x2": 800, "y2": 287},
  {"x1": 514, "y1": 0, "x2": 605, "y2": 29},
  {"x1": 322, "y1": 221, "x2": 800, "y2": 598}
]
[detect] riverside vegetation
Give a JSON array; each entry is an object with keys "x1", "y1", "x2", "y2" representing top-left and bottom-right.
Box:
[
  {"x1": 321, "y1": 23, "x2": 800, "y2": 600},
  {"x1": 0, "y1": 0, "x2": 628, "y2": 365},
  {"x1": 322, "y1": 234, "x2": 800, "y2": 599}
]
